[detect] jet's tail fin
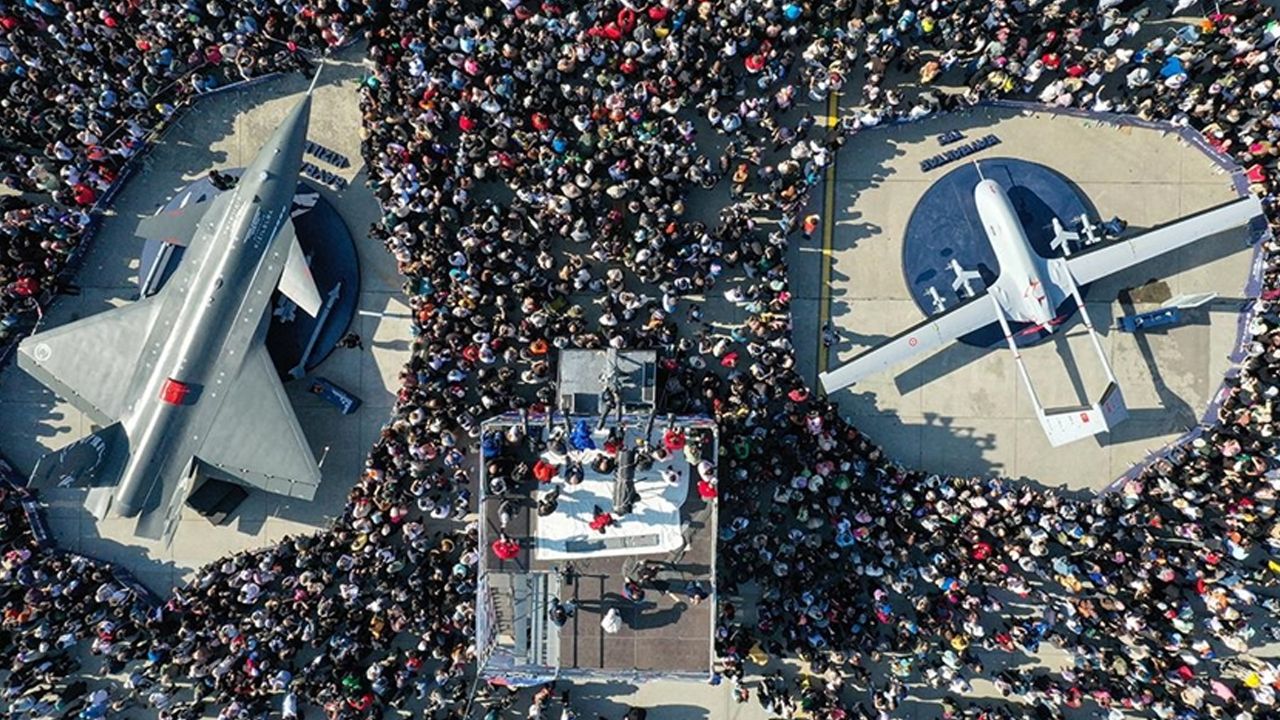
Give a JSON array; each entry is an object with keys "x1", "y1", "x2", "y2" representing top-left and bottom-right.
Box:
[
  {"x1": 1095, "y1": 381, "x2": 1129, "y2": 427},
  {"x1": 277, "y1": 220, "x2": 323, "y2": 316},
  {"x1": 30, "y1": 423, "x2": 129, "y2": 519},
  {"x1": 85, "y1": 483, "x2": 119, "y2": 521}
]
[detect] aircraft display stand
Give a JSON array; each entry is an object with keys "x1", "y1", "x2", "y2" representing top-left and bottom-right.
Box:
[
  {"x1": 137, "y1": 170, "x2": 360, "y2": 380},
  {"x1": 901, "y1": 158, "x2": 1092, "y2": 348}
]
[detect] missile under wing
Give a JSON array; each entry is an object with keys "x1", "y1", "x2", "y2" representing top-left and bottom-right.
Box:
[{"x1": 17, "y1": 91, "x2": 326, "y2": 543}]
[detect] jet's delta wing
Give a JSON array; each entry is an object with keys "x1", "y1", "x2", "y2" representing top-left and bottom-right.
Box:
[
  {"x1": 197, "y1": 343, "x2": 322, "y2": 501},
  {"x1": 18, "y1": 296, "x2": 164, "y2": 426}
]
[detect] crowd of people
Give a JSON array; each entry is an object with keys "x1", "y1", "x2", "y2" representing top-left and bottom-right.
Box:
[
  {"x1": 5, "y1": 0, "x2": 1280, "y2": 718},
  {"x1": 0, "y1": 0, "x2": 365, "y2": 338},
  {"x1": 0, "y1": 0, "x2": 361, "y2": 201},
  {"x1": 0, "y1": 198, "x2": 87, "y2": 344},
  {"x1": 2, "y1": 467, "x2": 481, "y2": 720}
]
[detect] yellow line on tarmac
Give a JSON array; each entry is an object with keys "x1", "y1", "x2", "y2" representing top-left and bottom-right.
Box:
[{"x1": 816, "y1": 90, "x2": 839, "y2": 381}]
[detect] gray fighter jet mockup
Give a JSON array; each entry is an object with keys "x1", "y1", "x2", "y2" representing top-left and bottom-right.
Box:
[{"x1": 17, "y1": 89, "x2": 325, "y2": 543}]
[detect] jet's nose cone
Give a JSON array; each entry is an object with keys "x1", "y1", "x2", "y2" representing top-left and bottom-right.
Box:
[
  {"x1": 283, "y1": 94, "x2": 313, "y2": 132},
  {"x1": 257, "y1": 93, "x2": 313, "y2": 169}
]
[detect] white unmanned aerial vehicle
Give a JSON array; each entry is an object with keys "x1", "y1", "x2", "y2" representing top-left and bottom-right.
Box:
[{"x1": 819, "y1": 170, "x2": 1261, "y2": 447}]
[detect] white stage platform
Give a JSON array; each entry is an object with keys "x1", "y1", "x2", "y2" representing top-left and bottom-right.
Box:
[{"x1": 533, "y1": 442, "x2": 689, "y2": 561}]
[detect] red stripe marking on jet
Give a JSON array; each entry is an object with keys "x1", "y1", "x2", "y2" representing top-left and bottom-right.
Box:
[{"x1": 160, "y1": 378, "x2": 192, "y2": 405}]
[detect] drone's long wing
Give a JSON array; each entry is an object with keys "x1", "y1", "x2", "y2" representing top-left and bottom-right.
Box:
[
  {"x1": 819, "y1": 294, "x2": 999, "y2": 394},
  {"x1": 1065, "y1": 195, "x2": 1262, "y2": 286}
]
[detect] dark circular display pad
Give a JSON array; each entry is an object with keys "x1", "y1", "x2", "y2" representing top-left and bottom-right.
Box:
[
  {"x1": 138, "y1": 172, "x2": 360, "y2": 379},
  {"x1": 901, "y1": 158, "x2": 1095, "y2": 348}
]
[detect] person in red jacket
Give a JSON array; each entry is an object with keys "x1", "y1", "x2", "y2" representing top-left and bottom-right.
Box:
[
  {"x1": 697, "y1": 479, "x2": 718, "y2": 501},
  {"x1": 491, "y1": 534, "x2": 521, "y2": 561},
  {"x1": 532, "y1": 458, "x2": 556, "y2": 483},
  {"x1": 589, "y1": 506, "x2": 614, "y2": 534}
]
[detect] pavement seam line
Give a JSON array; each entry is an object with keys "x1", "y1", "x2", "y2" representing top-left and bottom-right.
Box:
[{"x1": 817, "y1": 89, "x2": 839, "y2": 382}]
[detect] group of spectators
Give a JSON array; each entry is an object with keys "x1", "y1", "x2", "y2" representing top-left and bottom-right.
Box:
[
  {"x1": 2, "y1": 468, "x2": 481, "y2": 720},
  {"x1": 0, "y1": 0, "x2": 362, "y2": 341},
  {"x1": 0, "y1": 0, "x2": 358, "y2": 200},
  {"x1": 5, "y1": 0, "x2": 1280, "y2": 718},
  {"x1": 0, "y1": 198, "x2": 87, "y2": 344}
]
